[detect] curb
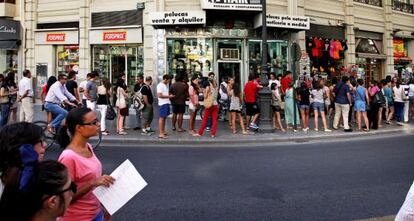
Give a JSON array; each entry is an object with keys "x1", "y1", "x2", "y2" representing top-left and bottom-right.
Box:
[{"x1": 94, "y1": 127, "x2": 414, "y2": 146}]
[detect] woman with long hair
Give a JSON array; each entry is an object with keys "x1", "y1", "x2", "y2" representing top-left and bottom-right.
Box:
[
  {"x1": 271, "y1": 83, "x2": 285, "y2": 132},
  {"x1": 96, "y1": 78, "x2": 112, "y2": 136},
  {"x1": 383, "y1": 79, "x2": 394, "y2": 124},
  {"x1": 354, "y1": 79, "x2": 370, "y2": 131},
  {"x1": 193, "y1": 77, "x2": 219, "y2": 138},
  {"x1": 115, "y1": 74, "x2": 128, "y2": 135},
  {"x1": 57, "y1": 107, "x2": 115, "y2": 221},
  {"x1": 285, "y1": 83, "x2": 300, "y2": 131},
  {"x1": 41, "y1": 76, "x2": 58, "y2": 124},
  {"x1": 15, "y1": 161, "x2": 74, "y2": 221},
  {"x1": 0, "y1": 75, "x2": 10, "y2": 127},
  {"x1": 228, "y1": 78, "x2": 248, "y2": 135},
  {"x1": 5, "y1": 72, "x2": 18, "y2": 124},
  {"x1": 0, "y1": 122, "x2": 47, "y2": 219},
  {"x1": 297, "y1": 82, "x2": 310, "y2": 131},
  {"x1": 188, "y1": 75, "x2": 200, "y2": 135},
  {"x1": 393, "y1": 80, "x2": 406, "y2": 126},
  {"x1": 311, "y1": 83, "x2": 331, "y2": 132}
]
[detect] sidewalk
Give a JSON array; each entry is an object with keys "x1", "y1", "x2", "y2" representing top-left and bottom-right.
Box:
[{"x1": 32, "y1": 104, "x2": 414, "y2": 145}]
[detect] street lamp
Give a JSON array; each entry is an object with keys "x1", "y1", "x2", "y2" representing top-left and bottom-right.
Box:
[{"x1": 257, "y1": 0, "x2": 273, "y2": 132}]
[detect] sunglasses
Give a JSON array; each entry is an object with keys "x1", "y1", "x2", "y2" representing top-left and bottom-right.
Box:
[
  {"x1": 57, "y1": 181, "x2": 77, "y2": 195},
  {"x1": 79, "y1": 119, "x2": 100, "y2": 126}
]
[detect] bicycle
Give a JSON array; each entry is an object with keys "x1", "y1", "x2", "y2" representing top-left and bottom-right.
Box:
[{"x1": 34, "y1": 120, "x2": 102, "y2": 151}]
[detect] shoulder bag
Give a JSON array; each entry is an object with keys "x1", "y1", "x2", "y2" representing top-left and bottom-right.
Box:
[{"x1": 106, "y1": 93, "x2": 116, "y2": 120}]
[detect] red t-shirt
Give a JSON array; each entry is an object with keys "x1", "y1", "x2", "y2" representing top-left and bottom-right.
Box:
[
  {"x1": 281, "y1": 77, "x2": 292, "y2": 94},
  {"x1": 244, "y1": 81, "x2": 259, "y2": 103}
]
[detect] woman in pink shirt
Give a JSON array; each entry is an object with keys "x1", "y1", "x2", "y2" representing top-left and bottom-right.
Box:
[{"x1": 58, "y1": 108, "x2": 115, "y2": 221}]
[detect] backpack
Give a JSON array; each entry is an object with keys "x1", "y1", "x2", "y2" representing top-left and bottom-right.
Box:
[{"x1": 131, "y1": 86, "x2": 145, "y2": 111}]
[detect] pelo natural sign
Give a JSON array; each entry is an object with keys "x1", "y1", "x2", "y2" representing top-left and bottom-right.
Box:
[{"x1": 149, "y1": 11, "x2": 206, "y2": 25}]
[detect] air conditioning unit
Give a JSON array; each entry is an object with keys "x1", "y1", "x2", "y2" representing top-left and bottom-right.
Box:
[{"x1": 220, "y1": 48, "x2": 240, "y2": 60}]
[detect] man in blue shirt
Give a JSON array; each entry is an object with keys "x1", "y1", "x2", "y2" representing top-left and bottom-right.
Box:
[{"x1": 333, "y1": 76, "x2": 353, "y2": 132}]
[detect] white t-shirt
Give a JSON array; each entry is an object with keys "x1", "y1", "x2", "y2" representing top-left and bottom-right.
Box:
[
  {"x1": 18, "y1": 77, "x2": 34, "y2": 97},
  {"x1": 79, "y1": 80, "x2": 88, "y2": 100},
  {"x1": 157, "y1": 82, "x2": 171, "y2": 106},
  {"x1": 408, "y1": 84, "x2": 414, "y2": 97},
  {"x1": 269, "y1": 79, "x2": 280, "y2": 89},
  {"x1": 311, "y1": 89, "x2": 325, "y2": 103},
  {"x1": 393, "y1": 86, "x2": 404, "y2": 102}
]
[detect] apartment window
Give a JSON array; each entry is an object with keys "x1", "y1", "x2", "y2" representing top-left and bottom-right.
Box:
[
  {"x1": 354, "y1": 0, "x2": 382, "y2": 7},
  {"x1": 392, "y1": 0, "x2": 414, "y2": 13},
  {"x1": 0, "y1": 0, "x2": 16, "y2": 3}
]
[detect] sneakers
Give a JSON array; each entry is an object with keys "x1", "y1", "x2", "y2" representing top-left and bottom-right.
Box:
[
  {"x1": 141, "y1": 129, "x2": 154, "y2": 136},
  {"x1": 249, "y1": 123, "x2": 259, "y2": 130},
  {"x1": 324, "y1": 129, "x2": 332, "y2": 132},
  {"x1": 206, "y1": 127, "x2": 211, "y2": 132},
  {"x1": 133, "y1": 127, "x2": 141, "y2": 131},
  {"x1": 344, "y1": 128, "x2": 353, "y2": 132}
]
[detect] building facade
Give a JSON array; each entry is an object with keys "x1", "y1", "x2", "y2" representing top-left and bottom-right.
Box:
[{"x1": 4, "y1": 0, "x2": 413, "y2": 92}]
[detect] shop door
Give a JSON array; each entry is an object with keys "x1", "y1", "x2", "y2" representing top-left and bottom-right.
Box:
[
  {"x1": 218, "y1": 62, "x2": 241, "y2": 85},
  {"x1": 110, "y1": 47, "x2": 126, "y2": 85}
]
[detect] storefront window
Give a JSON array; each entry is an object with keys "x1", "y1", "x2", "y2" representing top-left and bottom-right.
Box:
[
  {"x1": 0, "y1": 50, "x2": 17, "y2": 73},
  {"x1": 166, "y1": 38, "x2": 213, "y2": 78},
  {"x1": 92, "y1": 45, "x2": 144, "y2": 88},
  {"x1": 56, "y1": 45, "x2": 79, "y2": 75},
  {"x1": 248, "y1": 40, "x2": 288, "y2": 77}
]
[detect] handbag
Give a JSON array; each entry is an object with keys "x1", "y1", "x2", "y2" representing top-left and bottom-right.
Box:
[
  {"x1": 105, "y1": 95, "x2": 116, "y2": 120},
  {"x1": 204, "y1": 94, "x2": 214, "y2": 108},
  {"x1": 372, "y1": 90, "x2": 386, "y2": 107}
]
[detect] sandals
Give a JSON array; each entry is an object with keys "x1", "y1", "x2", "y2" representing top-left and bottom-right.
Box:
[
  {"x1": 47, "y1": 124, "x2": 56, "y2": 134},
  {"x1": 158, "y1": 135, "x2": 168, "y2": 139},
  {"x1": 177, "y1": 129, "x2": 186, "y2": 132},
  {"x1": 117, "y1": 131, "x2": 127, "y2": 135},
  {"x1": 192, "y1": 133, "x2": 201, "y2": 137}
]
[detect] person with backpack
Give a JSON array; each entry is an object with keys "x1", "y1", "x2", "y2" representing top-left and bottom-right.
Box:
[
  {"x1": 368, "y1": 80, "x2": 382, "y2": 130},
  {"x1": 169, "y1": 73, "x2": 189, "y2": 132},
  {"x1": 354, "y1": 79, "x2": 370, "y2": 131},
  {"x1": 133, "y1": 75, "x2": 144, "y2": 131}
]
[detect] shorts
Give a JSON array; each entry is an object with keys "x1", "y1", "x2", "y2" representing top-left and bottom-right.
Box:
[
  {"x1": 271, "y1": 105, "x2": 282, "y2": 112},
  {"x1": 159, "y1": 104, "x2": 170, "y2": 118},
  {"x1": 245, "y1": 102, "x2": 260, "y2": 116},
  {"x1": 312, "y1": 102, "x2": 325, "y2": 112},
  {"x1": 229, "y1": 109, "x2": 242, "y2": 113},
  {"x1": 299, "y1": 104, "x2": 310, "y2": 110},
  {"x1": 172, "y1": 104, "x2": 186, "y2": 114},
  {"x1": 388, "y1": 101, "x2": 394, "y2": 107},
  {"x1": 141, "y1": 105, "x2": 154, "y2": 124},
  {"x1": 119, "y1": 107, "x2": 129, "y2": 116}
]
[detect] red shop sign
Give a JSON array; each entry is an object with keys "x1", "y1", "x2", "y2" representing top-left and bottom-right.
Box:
[
  {"x1": 47, "y1": 33, "x2": 66, "y2": 42},
  {"x1": 103, "y1": 32, "x2": 127, "y2": 41}
]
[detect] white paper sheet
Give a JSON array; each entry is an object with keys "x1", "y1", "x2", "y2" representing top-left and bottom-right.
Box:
[{"x1": 93, "y1": 159, "x2": 148, "y2": 215}]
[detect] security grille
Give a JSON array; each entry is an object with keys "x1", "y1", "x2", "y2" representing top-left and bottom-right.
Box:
[
  {"x1": 220, "y1": 49, "x2": 240, "y2": 60},
  {"x1": 91, "y1": 10, "x2": 143, "y2": 27}
]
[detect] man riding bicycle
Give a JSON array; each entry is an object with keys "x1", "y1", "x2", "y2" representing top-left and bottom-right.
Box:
[{"x1": 44, "y1": 74, "x2": 80, "y2": 134}]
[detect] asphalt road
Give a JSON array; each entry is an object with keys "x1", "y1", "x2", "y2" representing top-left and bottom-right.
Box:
[{"x1": 45, "y1": 134, "x2": 414, "y2": 221}]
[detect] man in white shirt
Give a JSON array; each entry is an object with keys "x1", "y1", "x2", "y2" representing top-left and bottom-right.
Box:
[
  {"x1": 402, "y1": 83, "x2": 410, "y2": 123},
  {"x1": 18, "y1": 70, "x2": 34, "y2": 122},
  {"x1": 157, "y1": 74, "x2": 174, "y2": 139},
  {"x1": 79, "y1": 73, "x2": 91, "y2": 107},
  {"x1": 44, "y1": 74, "x2": 79, "y2": 133}
]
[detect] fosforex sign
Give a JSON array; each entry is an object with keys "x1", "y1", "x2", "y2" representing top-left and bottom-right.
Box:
[
  {"x1": 149, "y1": 11, "x2": 206, "y2": 25},
  {"x1": 89, "y1": 28, "x2": 142, "y2": 44},
  {"x1": 35, "y1": 30, "x2": 79, "y2": 45},
  {"x1": 201, "y1": 0, "x2": 262, "y2": 11},
  {"x1": 103, "y1": 32, "x2": 127, "y2": 41},
  {"x1": 46, "y1": 33, "x2": 66, "y2": 42}
]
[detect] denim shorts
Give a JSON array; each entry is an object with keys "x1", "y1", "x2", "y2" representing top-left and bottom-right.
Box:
[
  {"x1": 159, "y1": 104, "x2": 170, "y2": 118},
  {"x1": 312, "y1": 102, "x2": 325, "y2": 112},
  {"x1": 299, "y1": 104, "x2": 310, "y2": 110}
]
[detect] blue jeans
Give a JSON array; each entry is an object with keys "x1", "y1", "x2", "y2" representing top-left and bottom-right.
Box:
[
  {"x1": 395, "y1": 101, "x2": 404, "y2": 122},
  {"x1": 45, "y1": 103, "x2": 68, "y2": 129},
  {"x1": 91, "y1": 209, "x2": 103, "y2": 221},
  {"x1": 0, "y1": 103, "x2": 10, "y2": 127}
]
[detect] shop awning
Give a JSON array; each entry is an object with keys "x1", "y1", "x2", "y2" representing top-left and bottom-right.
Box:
[
  {"x1": 394, "y1": 56, "x2": 412, "y2": 63},
  {"x1": 0, "y1": 41, "x2": 19, "y2": 50},
  {"x1": 356, "y1": 52, "x2": 387, "y2": 60}
]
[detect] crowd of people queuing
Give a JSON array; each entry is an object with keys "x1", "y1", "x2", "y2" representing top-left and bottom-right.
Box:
[{"x1": 1, "y1": 68, "x2": 414, "y2": 138}]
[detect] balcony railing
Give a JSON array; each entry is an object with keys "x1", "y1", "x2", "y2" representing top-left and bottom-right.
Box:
[
  {"x1": 392, "y1": 0, "x2": 414, "y2": 13},
  {"x1": 354, "y1": 0, "x2": 382, "y2": 7}
]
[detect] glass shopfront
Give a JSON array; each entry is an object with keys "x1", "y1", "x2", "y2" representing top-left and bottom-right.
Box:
[
  {"x1": 56, "y1": 45, "x2": 79, "y2": 75},
  {"x1": 248, "y1": 40, "x2": 288, "y2": 77},
  {"x1": 166, "y1": 38, "x2": 213, "y2": 77},
  {"x1": 92, "y1": 45, "x2": 144, "y2": 88},
  {"x1": 0, "y1": 50, "x2": 18, "y2": 73}
]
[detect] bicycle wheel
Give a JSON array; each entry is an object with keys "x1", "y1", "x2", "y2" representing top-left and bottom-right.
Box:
[{"x1": 33, "y1": 121, "x2": 58, "y2": 150}]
